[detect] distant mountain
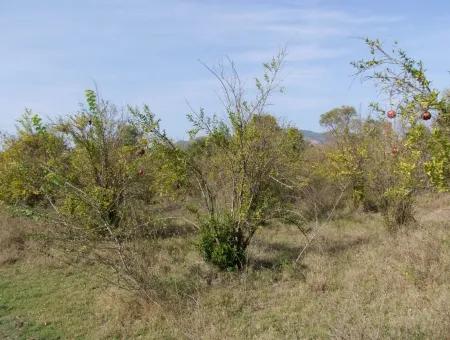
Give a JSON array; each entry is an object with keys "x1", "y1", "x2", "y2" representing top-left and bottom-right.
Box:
[
  {"x1": 175, "y1": 130, "x2": 328, "y2": 148},
  {"x1": 174, "y1": 140, "x2": 191, "y2": 149},
  {"x1": 300, "y1": 130, "x2": 328, "y2": 144}
]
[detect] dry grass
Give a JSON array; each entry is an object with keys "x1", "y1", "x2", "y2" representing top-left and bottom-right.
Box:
[
  {"x1": 0, "y1": 208, "x2": 53, "y2": 266},
  {"x1": 1, "y1": 194, "x2": 449, "y2": 339},
  {"x1": 161, "y1": 214, "x2": 449, "y2": 339},
  {"x1": 0, "y1": 210, "x2": 33, "y2": 265}
]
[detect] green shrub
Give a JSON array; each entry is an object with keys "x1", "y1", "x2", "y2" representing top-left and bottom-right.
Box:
[
  {"x1": 198, "y1": 214, "x2": 246, "y2": 270},
  {"x1": 0, "y1": 111, "x2": 66, "y2": 207},
  {"x1": 52, "y1": 90, "x2": 155, "y2": 235},
  {"x1": 352, "y1": 38, "x2": 450, "y2": 228}
]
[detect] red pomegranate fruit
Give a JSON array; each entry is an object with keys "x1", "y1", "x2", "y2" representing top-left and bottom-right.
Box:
[
  {"x1": 422, "y1": 111, "x2": 432, "y2": 120},
  {"x1": 387, "y1": 110, "x2": 396, "y2": 119},
  {"x1": 391, "y1": 145, "x2": 398, "y2": 156}
]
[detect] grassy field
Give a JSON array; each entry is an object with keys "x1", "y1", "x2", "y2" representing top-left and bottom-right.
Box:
[{"x1": 1, "y1": 194, "x2": 449, "y2": 339}]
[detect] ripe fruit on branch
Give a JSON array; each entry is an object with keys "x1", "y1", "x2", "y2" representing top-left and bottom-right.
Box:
[
  {"x1": 391, "y1": 145, "x2": 398, "y2": 156},
  {"x1": 387, "y1": 110, "x2": 396, "y2": 119},
  {"x1": 422, "y1": 111, "x2": 431, "y2": 121}
]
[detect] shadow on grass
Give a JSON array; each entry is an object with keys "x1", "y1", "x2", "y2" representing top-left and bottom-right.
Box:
[
  {"x1": 309, "y1": 235, "x2": 372, "y2": 256},
  {"x1": 249, "y1": 240, "x2": 306, "y2": 270},
  {"x1": 146, "y1": 223, "x2": 197, "y2": 240},
  {"x1": 250, "y1": 234, "x2": 373, "y2": 270}
]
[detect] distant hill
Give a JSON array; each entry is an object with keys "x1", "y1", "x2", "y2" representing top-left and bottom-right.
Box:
[
  {"x1": 174, "y1": 140, "x2": 191, "y2": 149},
  {"x1": 300, "y1": 130, "x2": 328, "y2": 144},
  {"x1": 175, "y1": 129, "x2": 328, "y2": 148}
]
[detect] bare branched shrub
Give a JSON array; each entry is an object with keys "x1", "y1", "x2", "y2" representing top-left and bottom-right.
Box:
[
  {"x1": 132, "y1": 51, "x2": 309, "y2": 270},
  {"x1": 46, "y1": 182, "x2": 202, "y2": 307},
  {"x1": 295, "y1": 145, "x2": 350, "y2": 220}
]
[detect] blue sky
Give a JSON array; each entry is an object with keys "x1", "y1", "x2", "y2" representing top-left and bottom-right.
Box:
[{"x1": 1, "y1": 0, "x2": 449, "y2": 138}]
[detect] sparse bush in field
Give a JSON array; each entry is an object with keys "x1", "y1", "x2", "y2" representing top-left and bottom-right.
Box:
[
  {"x1": 318, "y1": 105, "x2": 366, "y2": 208},
  {"x1": 294, "y1": 145, "x2": 348, "y2": 220},
  {"x1": 43, "y1": 90, "x2": 194, "y2": 304},
  {"x1": 351, "y1": 38, "x2": 450, "y2": 226},
  {"x1": 355, "y1": 39, "x2": 450, "y2": 191},
  {"x1": 317, "y1": 107, "x2": 392, "y2": 213},
  {"x1": 50, "y1": 90, "x2": 156, "y2": 235},
  {"x1": 317, "y1": 102, "x2": 420, "y2": 226},
  {"x1": 133, "y1": 51, "x2": 307, "y2": 270}
]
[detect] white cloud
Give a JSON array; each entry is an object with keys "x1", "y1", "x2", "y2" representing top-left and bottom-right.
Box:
[{"x1": 236, "y1": 44, "x2": 347, "y2": 63}]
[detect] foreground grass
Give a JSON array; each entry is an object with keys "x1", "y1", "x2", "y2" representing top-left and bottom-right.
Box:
[
  {"x1": 0, "y1": 263, "x2": 102, "y2": 339},
  {"x1": 1, "y1": 194, "x2": 449, "y2": 339}
]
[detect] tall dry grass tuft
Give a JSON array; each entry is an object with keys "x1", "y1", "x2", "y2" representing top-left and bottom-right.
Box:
[
  {"x1": 0, "y1": 211, "x2": 31, "y2": 265},
  {"x1": 0, "y1": 207, "x2": 57, "y2": 267}
]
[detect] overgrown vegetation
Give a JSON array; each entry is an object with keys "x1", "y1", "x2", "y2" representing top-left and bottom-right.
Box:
[{"x1": 0, "y1": 38, "x2": 449, "y2": 338}]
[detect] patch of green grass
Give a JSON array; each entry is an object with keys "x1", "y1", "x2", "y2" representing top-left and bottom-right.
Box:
[{"x1": 0, "y1": 263, "x2": 101, "y2": 339}]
